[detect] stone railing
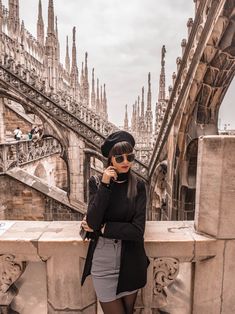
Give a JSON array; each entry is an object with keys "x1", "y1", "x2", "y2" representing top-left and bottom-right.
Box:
[
  {"x1": 0, "y1": 219, "x2": 230, "y2": 314},
  {"x1": 0, "y1": 137, "x2": 62, "y2": 173}
]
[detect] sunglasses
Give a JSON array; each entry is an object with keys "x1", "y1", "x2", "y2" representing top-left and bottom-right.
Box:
[{"x1": 114, "y1": 153, "x2": 135, "y2": 163}]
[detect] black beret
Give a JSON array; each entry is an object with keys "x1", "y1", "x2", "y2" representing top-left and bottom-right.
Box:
[{"x1": 101, "y1": 130, "x2": 135, "y2": 157}]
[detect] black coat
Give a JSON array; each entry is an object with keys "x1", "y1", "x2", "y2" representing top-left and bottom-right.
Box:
[{"x1": 81, "y1": 175, "x2": 149, "y2": 294}]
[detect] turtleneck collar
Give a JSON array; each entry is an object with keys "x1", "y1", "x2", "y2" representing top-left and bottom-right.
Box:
[{"x1": 116, "y1": 171, "x2": 129, "y2": 182}]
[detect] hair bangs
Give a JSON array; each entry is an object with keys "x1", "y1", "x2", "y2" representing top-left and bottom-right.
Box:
[{"x1": 109, "y1": 141, "x2": 133, "y2": 157}]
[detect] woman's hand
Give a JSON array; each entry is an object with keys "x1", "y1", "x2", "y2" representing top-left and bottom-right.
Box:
[
  {"x1": 102, "y1": 166, "x2": 117, "y2": 184},
  {"x1": 81, "y1": 216, "x2": 94, "y2": 232}
]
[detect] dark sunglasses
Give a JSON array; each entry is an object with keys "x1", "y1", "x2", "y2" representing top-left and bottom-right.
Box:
[{"x1": 114, "y1": 153, "x2": 135, "y2": 163}]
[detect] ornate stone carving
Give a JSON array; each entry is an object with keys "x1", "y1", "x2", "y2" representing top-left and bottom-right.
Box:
[
  {"x1": 0, "y1": 254, "x2": 26, "y2": 305},
  {"x1": 0, "y1": 138, "x2": 62, "y2": 172},
  {"x1": 153, "y1": 257, "x2": 179, "y2": 295}
]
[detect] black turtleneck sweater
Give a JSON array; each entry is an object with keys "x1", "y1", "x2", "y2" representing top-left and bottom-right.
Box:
[
  {"x1": 86, "y1": 173, "x2": 147, "y2": 242},
  {"x1": 82, "y1": 173, "x2": 149, "y2": 293}
]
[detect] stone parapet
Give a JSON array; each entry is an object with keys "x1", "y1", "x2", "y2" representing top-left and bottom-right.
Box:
[{"x1": 0, "y1": 220, "x2": 223, "y2": 314}]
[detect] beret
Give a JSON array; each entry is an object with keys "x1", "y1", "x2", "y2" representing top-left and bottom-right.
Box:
[{"x1": 101, "y1": 130, "x2": 135, "y2": 157}]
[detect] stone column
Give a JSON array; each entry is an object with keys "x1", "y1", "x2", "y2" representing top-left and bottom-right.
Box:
[
  {"x1": 0, "y1": 98, "x2": 5, "y2": 143},
  {"x1": 68, "y1": 131, "x2": 85, "y2": 206},
  {"x1": 193, "y1": 136, "x2": 235, "y2": 313},
  {"x1": 195, "y1": 136, "x2": 235, "y2": 238}
]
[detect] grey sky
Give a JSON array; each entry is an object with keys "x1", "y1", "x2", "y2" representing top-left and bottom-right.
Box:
[{"x1": 2, "y1": 0, "x2": 234, "y2": 128}]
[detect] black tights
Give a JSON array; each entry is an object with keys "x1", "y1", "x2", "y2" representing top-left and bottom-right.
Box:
[{"x1": 99, "y1": 291, "x2": 138, "y2": 314}]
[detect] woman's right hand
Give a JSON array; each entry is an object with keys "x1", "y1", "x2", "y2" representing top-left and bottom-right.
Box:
[{"x1": 102, "y1": 166, "x2": 117, "y2": 184}]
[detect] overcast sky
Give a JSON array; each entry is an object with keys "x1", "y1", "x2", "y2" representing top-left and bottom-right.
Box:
[{"x1": 2, "y1": 0, "x2": 234, "y2": 129}]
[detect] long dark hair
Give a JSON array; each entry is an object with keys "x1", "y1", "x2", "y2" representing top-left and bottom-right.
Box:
[{"x1": 108, "y1": 141, "x2": 137, "y2": 202}]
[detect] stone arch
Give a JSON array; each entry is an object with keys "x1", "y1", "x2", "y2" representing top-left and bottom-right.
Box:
[
  {"x1": 0, "y1": 92, "x2": 68, "y2": 151},
  {"x1": 178, "y1": 139, "x2": 198, "y2": 220}
]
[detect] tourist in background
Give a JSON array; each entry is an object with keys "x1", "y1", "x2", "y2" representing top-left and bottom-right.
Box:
[
  {"x1": 28, "y1": 126, "x2": 36, "y2": 140},
  {"x1": 13, "y1": 127, "x2": 22, "y2": 140}
]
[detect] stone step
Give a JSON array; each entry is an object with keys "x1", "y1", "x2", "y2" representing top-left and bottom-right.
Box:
[{"x1": 6, "y1": 167, "x2": 86, "y2": 215}]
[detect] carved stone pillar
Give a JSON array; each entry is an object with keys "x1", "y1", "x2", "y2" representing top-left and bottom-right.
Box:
[
  {"x1": 0, "y1": 98, "x2": 5, "y2": 143},
  {"x1": 137, "y1": 257, "x2": 179, "y2": 313},
  {"x1": 187, "y1": 18, "x2": 194, "y2": 37},
  {"x1": 176, "y1": 57, "x2": 182, "y2": 72},
  {"x1": 67, "y1": 131, "x2": 85, "y2": 205},
  {"x1": 181, "y1": 39, "x2": 187, "y2": 56}
]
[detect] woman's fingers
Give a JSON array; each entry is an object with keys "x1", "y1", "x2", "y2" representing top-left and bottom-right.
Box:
[{"x1": 81, "y1": 221, "x2": 94, "y2": 232}]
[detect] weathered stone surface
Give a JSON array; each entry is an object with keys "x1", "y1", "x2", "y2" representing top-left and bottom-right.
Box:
[
  {"x1": 221, "y1": 240, "x2": 235, "y2": 314},
  {"x1": 0, "y1": 221, "x2": 218, "y2": 313},
  {"x1": 195, "y1": 136, "x2": 235, "y2": 239},
  {"x1": 145, "y1": 221, "x2": 216, "y2": 262},
  {"x1": 192, "y1": 241, "x2": 225, "y2": 314}
]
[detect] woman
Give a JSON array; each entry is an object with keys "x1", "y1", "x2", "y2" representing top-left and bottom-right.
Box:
[{"x1": 81, "y1": 130, "x2": 149, "y2": 314}]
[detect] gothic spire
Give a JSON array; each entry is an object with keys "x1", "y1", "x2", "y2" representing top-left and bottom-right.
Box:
[
  {"x1": 71, "y1": 26, "x2": 78, "y2": 74},
  {"x1": 158, "y1": 45, "x2": 166, "y2": 101},
  {"x1": 55, "y1": 16, "x2": 58, "y2": 38},
  {"x1": 47, "y1": 0, "x2": 55, "y2": 35},
  {"x1": 85, "y1": 52, "x2": 88, "y2": 81},
  {"x1": 137, "y1": 96, "x2": 140, "y2": 118},
  {"x1": 37, "y1": 0, "x2": 44, "y2": 45},
  {"x1": 131, "y1": 103, "x2": 135, "y2": 132},
  {"x1": 55, "y1": 16, "x2": 60, "y2": 60},
  {"x1": 155, "y1": 45, "x2": 167, "y2": 135},
  {"x1": 103, "y1": 84, "x2": 107, "y2": 116},
  {"x1": 141, "y1": 87, "x2": 144, "y2": 117},
  {"x1": 100, "y1": 85, "x2": 103, "y2": 110},
  {"x1": 147, "y1": 72, "x2": 152, "y2": 111},
  {"x1": 8, "y1": 0, "x2": 20, "y2": 34},
  {"x1": 70, "y1": 26, "x2": 79, "y2": 99},
  {"x1": 146, "y1": 72, "x2": 153, "y2": 136},
  {"x1": 96, "y1": 78, "x2": 100, "y2": 113},
  {"x1": 20, "y1": 20, "x2": 25, "y2": 45},
  {"x1": 65, "y1": 35, "x2": 70, "y2": 72},
  {"x1": 92, "y1": 68, "x2": 95, "y2": 93},
  {"x1": 83, "y1": 52, "x2": 89, "y2": 107},
  {"x1": 91, "y1": 68, "x2": 96, "y2": 110},
  {"x1": 124, "y1": 104, "x2": 129, "y2": 131},
  {"x1": 80, "y1": 62, "x2": 84, "y2": 83}
]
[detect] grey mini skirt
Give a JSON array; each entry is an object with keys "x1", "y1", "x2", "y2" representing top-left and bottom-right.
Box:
[{"x1": 91, "y1": 236, "x2": 137, "y2": 302}]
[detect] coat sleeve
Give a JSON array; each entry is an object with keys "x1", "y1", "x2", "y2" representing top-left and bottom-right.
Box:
[
  {"x1": 86, "y1": 176, "x2": 112, "y2": 231},
  {"x1": 103, "y1": 181, "x2": 147, "y2": 241}
]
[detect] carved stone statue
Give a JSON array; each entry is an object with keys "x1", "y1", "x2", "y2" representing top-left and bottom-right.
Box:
[{"x1": 0, "y1": 255, "x2": 26, "y2": 310}]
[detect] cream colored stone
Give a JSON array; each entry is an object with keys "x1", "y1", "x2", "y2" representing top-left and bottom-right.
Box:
[
  {"x1": 0, "y1": 221, "x2": 51, "y2": 261},
  {"x1": 192, "y1": 241, "x2": 225, "y2": 314},
  {"x1": 0, "y1": 221, "x2": 232, "y2": 313},
  {"x1": 195, "y1": 136, "x2": 235, "y2": 239},
  {"x1": 221, "y1": 240, "x2": 235, "y2": 314}
]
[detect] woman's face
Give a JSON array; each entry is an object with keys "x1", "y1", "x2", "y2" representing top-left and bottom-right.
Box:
[{"x1": 111, "y1": 152, "x2": 135, "y2": 173}]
